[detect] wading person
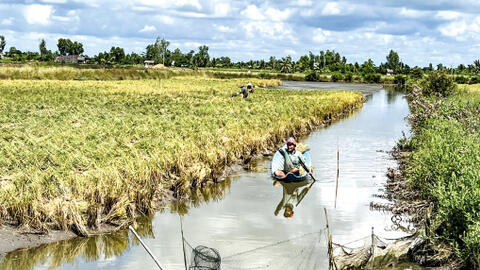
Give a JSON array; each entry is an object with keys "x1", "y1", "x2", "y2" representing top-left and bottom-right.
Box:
[
  {"x1": 231, "y1": 85, "x2": 249, "y2": 98},
  {"x1": 246, "y1": 82, "x2": 254, "y2": 93},
  {"x1": 271, "y1": 137, "x2": 308, "y2": 178}
]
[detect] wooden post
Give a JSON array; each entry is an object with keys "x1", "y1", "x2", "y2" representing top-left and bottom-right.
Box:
[
  {"x1": 334, "y1": 138, "x2": 340, "y2": 208},
  {"x1": 324, "y1": 208, "x2": 336, "y2": 270},
  {"x1": 180, "y1": 216, "x2": 188, "y2": 270},
  {"x1": 129, "y1": 225, "x2": 164, "y2": 270},
  {"x1": 371, "y1": 227, "x2": 375, "y2": 270}
]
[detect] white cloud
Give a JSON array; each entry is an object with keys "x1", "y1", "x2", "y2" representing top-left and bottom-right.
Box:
[
  {"x1": 135, "y1": 0, "x2": 202, "y2": 11},
  {"x1": 312, "y1": 28, "x2": 331, "y2": 43},
  {"x1": 294, "y1": 0, "x2": 313, "y2": 7},
  {"x1": 155, "y1": 15, "x2": 175, "y2": 24},
  {"x1": 241, "y1": 5, "x2": 265, "y2": 20},
  {"x1": 439, "y1": 20, "x2": 467, "y2": 38},
  {"x1": 52, "y1": 16, "x2": 71, "y2": 22},
  {"x1": 140, "y1": 25, "x2": 157, "y2": 32},
  {"x1": 213, "y1": 2, "x2": 230, "y2": 17},
  {"x1": 242, "y1": 21, "x2": 294, "y2": 42},
  {"x1": 399, "y1": 7, "x2": 427, "y2": 18},
  {"x1": 40, "y1": 0, "x2": 67, "y2": 3},
  {"x1": 23, "y1": 4, "x2": 53, "y2": 25},
  {"x1": 436, "y1": 11, "x2": 462, "y2": 20},
  {"x1": 284, "y1": 49, "x2": 296, "y2": 55},
  {"x1": 265, "y1": 8, "x2": 291, "y2": 22},
  {"x1": 216, "y1": 24, "x2": 234, "y2": 33},
  {"x1": 1, "y1": 17, "x2": 13, "y2": 25},
  {"x1": 321, "y1": 2, "x2": 341, "y2": 15}
]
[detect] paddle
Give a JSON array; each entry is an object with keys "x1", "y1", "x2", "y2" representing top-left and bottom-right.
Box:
[{"x1": 298, "y1": 156, "x2": 317, "y2": 182}]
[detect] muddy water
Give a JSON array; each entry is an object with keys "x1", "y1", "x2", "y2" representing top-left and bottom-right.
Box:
[{"x1": 1, "y1": 83, "x2": 419, "y2": 270}]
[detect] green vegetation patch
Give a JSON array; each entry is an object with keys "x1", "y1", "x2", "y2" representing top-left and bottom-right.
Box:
[
  {"x1": 406, "y1": 85, "x2": 480, "y2": 266},
  {"x1": 0, "y1": 77, "x2": 364, "y2": 235}
]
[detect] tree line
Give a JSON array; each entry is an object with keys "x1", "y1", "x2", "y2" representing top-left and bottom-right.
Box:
[{"x1": 2, "y1": 35, "x2": 480, "y2": 77}]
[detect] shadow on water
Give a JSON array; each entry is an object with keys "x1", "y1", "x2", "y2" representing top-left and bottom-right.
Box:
[{"x1": 1, "y1": 85, "x2": 421, "y2": 270}]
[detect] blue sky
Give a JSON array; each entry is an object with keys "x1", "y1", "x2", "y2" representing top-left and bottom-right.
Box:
[{"x1": 1, "y1": 0, "x2": 479, "y2": 67}]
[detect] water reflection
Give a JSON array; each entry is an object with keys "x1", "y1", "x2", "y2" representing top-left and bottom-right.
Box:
[
  {"x1": 170, "y1": 177, "x2": 232, "y2": 215},
  {"x1": 0, "y1": 179, "x2": 233, "y2": 270},
  {"x1": 273, "y1": 179, "x2": 315, "y2": 219},
  {"x1": 0, "y1": 220, "x2": 153, "y2": 270}
]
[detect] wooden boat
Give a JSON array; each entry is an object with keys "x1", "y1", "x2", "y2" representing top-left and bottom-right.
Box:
[{"x1": 271, "y1": 150, "x2": 312, "y2": 183}]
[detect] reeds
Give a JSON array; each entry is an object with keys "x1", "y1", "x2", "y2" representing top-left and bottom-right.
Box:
[{"x1": 0, "y1": 77, "x2": 364, "y2": 235}]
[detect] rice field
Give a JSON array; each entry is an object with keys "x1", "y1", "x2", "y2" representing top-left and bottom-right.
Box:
[{"x1": 0, "y1": 77, "x2": 364, "y2": 235}]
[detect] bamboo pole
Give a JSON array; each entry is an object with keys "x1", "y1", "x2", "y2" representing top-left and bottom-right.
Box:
[
  {"x1": 180, "y1": 216, "x2": 188, "y2": 270},
  {"x1": 334, "y1": 138, "x2": 340, "y2": 208},
  {"x1": 371, "y1": 227, "x2": 375, "y2": 270},
  {"x1": 129, "y1": 225, "x2": 164, "y2": 270},
  {"x1": 324, "y1": 208, "x2": 336, "y2": 270}
]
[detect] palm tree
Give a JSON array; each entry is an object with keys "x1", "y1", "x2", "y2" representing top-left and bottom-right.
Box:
[{"x1": 280, "y1": 56, "x2": 292, "y2": 73}]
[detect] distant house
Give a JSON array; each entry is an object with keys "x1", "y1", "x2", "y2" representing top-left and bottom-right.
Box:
[
  {"x1": 386, "y1": 69, "x2": 394, "y2": 76},
  {"x1": 144, "y1": 60, "x2": 155, "y2": 68},
  {"x1": 54, "y1": 55, "x2": 86, "y2": 63}
]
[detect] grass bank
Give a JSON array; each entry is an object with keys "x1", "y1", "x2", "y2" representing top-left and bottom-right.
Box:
[
  {"x1": 0, "y1": 66, "x2": 305, "y2": 81},
  {"x1": 0, "y1": 77, "x2": 364, "y2": 236},
  {"x1": 401, "y1": 82, "x2": 480, "y2": 267}
]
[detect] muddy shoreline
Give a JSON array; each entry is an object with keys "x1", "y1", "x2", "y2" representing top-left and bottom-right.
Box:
[{"x1": 0, "y1": 92, "x2": 364, "y2": 256}]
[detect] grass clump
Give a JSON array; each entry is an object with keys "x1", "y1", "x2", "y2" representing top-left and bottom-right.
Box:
[
  {"x1": 0, "y1": 77, "x2": 364, "y2": 235},
  {"x1": 405, "y1": 84, "x2": 480, "y2": 267}
]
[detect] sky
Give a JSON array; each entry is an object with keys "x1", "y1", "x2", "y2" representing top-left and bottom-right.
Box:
[{"x1": 1, "y1": 0, "x2": 480, "y2": 67}]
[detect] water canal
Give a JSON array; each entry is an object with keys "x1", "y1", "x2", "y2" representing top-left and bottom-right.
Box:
[{"x1": 1, "y1": 82, "x2": 419, "y2": 270}]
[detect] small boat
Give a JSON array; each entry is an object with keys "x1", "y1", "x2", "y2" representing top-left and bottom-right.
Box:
[{"x1": 271, "y1": 149, "x2": 312, "y2": 183}]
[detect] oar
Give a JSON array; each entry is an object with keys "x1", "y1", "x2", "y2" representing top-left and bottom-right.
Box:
[{"x1": 298, "y1": 156, "x2": 317, "y2": 182}]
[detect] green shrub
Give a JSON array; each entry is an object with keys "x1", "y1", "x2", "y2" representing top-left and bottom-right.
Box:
[
  {"x1": 407, "y1": 94, "x2": 480, "y2": 267},
  {"x1": 394, "y1": 75, "x2": 406, "y2": 87},
  {"x1": 454, "y1": 76, "x2": 468, "y2": 84},
  {"x1": 362, "y1": 73, "x2": 381, "y2": 83},
  {"x1": 410, "y1": 68, "x2": 423, "y2": 80},
  {"x1": 305, "y1": 71, "x2": 320, "y2": 82},
  {"x1": 469, "y1": 76, "x2": 480, "y2": 84},
  {"x1": 421, "y1": 71, "x2": 456, "y2": 97},
  {"x1": 344, "y1": 72, "x2": 353, "y2": 82},
  {"x1": 331, "y1": 73, "x2": 343, "y2": 82}
]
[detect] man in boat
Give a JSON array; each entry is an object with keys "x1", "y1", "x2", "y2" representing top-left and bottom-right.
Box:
[{"x1": 271, "y1": 137, "x2": 310, "y2": 178}]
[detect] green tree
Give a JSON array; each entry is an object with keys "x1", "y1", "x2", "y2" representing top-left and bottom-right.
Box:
[
  {"x1": 386, "y1": 50, "x2": 400, "y2": 73},
  {"x1": 192, "y1": 45, "x2": 209, "y2": 67},
  {"x1": 0, "y1": 35, "x2": 5, "y2": 55},
  {"x1": 296, "y1": 55, "x2": 311, "y2": 72},
  {"x1": 361, "y1": 59, "x2": 376, "y2": 74},
  {"x1": 71, "y1": 41, "x2": 84, "y2": 55},
  {"x1": 109, "y1": 46, "x2": 125, "y2": 63},
  {"x1": 473, "y1": 60, "x2": 480, "y2": 74},
  {"x1": 280, "y1": 56, "x2": 293, "y2": 73},
  {"x1": 145, "y1": 37, "x2": 170, "y2": 65},
  {"x1": 39, "y1": 39, "x2": 53, "y2": 61},
  {"x1": 57, "y1": 38, "x2": 72, "y2": 55},
  {"x1": 57, "y1": 38, "x2": 84, "y2": 56}
]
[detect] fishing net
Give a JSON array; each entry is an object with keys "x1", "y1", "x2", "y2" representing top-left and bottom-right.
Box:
[
  {"x1": 332, "y1": 232, "x2": 413, "y2": 269},
  {"x1": 183, "y1": 230, "x2": 327, "y2": 270},
  {"x1": 189, "y1": 245, "x2": 221, "y2": 270}
]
